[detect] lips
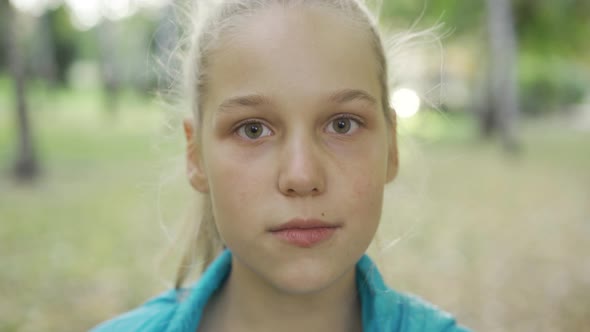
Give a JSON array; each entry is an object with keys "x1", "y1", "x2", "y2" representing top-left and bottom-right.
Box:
[{"x1": 270, "y1": 218, "x2": 340, "y2": 248}]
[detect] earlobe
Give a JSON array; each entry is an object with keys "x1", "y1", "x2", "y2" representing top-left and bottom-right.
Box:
[
  {"x1": 386, "y1": 143, "x2": 398, "y2": 183},
  {"x1": 183, "y1": 118, "x2": 209, "y2": 193}
]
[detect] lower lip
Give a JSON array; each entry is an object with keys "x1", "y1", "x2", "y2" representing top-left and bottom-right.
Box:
[{"x1": 271, "y1": 227, "x2": 337, "y2": 248}]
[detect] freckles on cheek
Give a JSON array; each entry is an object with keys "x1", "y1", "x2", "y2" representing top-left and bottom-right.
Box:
[
  {"x1": 208, "y1": 150, "x2": 269, "y2": 206},
  {"x1": 350, "y1": 172, "x2": 385, "y2": 212},
  {"x1": 211, "y1": 167, "x2": 244, "y2": 199},
  {"x1": 353, "y1": 179, "x2": 379, "y2": 202}
]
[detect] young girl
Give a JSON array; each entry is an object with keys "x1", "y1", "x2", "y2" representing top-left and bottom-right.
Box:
[{"x1": 92, "y1": 0, "x2": 471, "y2": 331}]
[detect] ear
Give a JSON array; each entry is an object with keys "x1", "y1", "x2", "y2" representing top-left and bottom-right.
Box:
[
  {"x1": 385, "y1": 109, "x2": 399, "y2": 183},
  {"x1": 183, "y1": 118, "x2": 209, "y2": 193}
]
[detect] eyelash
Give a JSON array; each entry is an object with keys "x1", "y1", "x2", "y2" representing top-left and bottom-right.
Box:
[{"x1": 233, "y1": 113, "x2": 364, "y2": 140}]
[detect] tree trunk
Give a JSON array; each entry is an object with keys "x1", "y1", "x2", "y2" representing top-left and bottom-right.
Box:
[
  {"x1": 485, "y1": 0, "x2": 520, "y2": 152},
  {"x1": 96, "y1": 21, "x2": 120, "y2": 116},
  {"x1": 32, "y1": 11, "x2": 59, "y2": 85},
  {"x1": 4, "y1": 2, "x2": 40, "y2": 181}
]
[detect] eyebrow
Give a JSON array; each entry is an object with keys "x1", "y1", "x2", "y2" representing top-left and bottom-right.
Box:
[
  {"x1": 217, "y1": 94, "x2": 272, "y2": 113},
  {"x1": 216, "y1": 89, "x2": 377, "y2": 113},
  {"x1": 328, "y1": 89, "x2": 378, "y2": 106}
]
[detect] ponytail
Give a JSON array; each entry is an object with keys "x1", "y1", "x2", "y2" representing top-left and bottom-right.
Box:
[{"x1": 174, "y1": 195, "x2": 224, "y2": 289}]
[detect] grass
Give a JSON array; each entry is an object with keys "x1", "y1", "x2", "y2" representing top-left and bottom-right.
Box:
[{"x1": 1, "y1": 83, "x2": 589, "y2": 331}]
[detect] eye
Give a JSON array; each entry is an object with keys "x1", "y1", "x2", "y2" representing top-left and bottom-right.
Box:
[
  {"x1": 326, "y1": 116, "x2": 361, "y2": 135},
  {"x1": 236, "y1": 121, "x2": 272, "y2": 140}
]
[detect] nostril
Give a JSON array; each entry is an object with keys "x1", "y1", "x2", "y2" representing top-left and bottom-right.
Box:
[{"x1": 284, "y1": 187, "x2": 319, "y2": 196}]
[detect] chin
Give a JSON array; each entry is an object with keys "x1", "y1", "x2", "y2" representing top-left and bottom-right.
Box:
[
  {"x1": 227, "y1": 237, "x2": 366, "y2": 296},
  {"x1": 263, "y1": 255, "x2": 355, "y2": 295}
]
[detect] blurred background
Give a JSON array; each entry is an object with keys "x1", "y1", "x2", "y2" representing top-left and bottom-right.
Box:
[{"x1": 0, "y1": 0, "x2": 588, "y2": 331}]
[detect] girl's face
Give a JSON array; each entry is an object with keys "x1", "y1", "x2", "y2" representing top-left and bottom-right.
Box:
[{"x1": 188, "y1": 5, "x2": 397, "y2": 294}]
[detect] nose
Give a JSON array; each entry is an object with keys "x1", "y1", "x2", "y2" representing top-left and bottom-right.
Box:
[{"x1": 278, "y1": 133, "x2": 325, "y2": 197}]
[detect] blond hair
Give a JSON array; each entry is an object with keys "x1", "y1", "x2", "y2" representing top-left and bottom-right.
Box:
[{"x1": 175, "y1": 0, "x2": 395, "y2": 289}]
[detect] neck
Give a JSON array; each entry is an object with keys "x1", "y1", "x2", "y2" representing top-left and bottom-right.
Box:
[{"x1": 200, "y1": 256, "x2": 362, "y2": 332}]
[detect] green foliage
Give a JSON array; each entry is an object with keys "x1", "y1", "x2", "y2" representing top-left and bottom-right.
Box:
[
  {"x1": 520, "y1": 53, "x2": 589, "y2": 114},
  {"x1": 513, "y1": 0, "x2": 589, "y2": 114},
  {"x1": 45, "y1": 6, "x2": 79, "y2": 83},
  {"x1": 378, "y1": 0, "x2": 590, "y2": 116},
  {"x1": 514, "y1": 0, "x2": 590, "y2": 56},
  {"x1": 378, "y1": 0, "x2": 485, "y2": 33},
  {"x1": 378, "y1": 0, "x2": 590, "y2": 58}
]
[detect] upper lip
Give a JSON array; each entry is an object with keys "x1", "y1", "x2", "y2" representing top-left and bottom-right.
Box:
[{"x1": 269, "y1": 218, "x2": 341, "y2": 232}]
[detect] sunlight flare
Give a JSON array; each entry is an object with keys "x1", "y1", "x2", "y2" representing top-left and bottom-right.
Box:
[{"x1": 391, "y1": 88, "x2": 421, "y2": 119}]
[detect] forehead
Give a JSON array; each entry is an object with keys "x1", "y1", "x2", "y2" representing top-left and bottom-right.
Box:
[{"x1": 205, "y1": 4, "x2": 381, "y2": 112}]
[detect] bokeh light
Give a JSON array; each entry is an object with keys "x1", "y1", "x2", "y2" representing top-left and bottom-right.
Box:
[{"x1": 391, "y1": 88, "x2": 421, "y2": 118}]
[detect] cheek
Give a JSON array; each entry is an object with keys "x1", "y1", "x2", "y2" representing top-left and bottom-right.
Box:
[
  {"x1": 333, "y1": 172, "x2": 384, "y2": 253},
  {"x1": 204, "y1": 144, "x2": 273, "y2": 220},
  {"x1": 342, "y1": 143, "x2": 388, "y2": 219},
  {"x1": 352, "y1": 176, "x2": 385, "y2": 219}
]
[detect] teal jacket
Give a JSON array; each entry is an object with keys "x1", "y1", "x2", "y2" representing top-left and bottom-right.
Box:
[{"x1": 91, "y1": 250, "x2": 471, "y2": 331}]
